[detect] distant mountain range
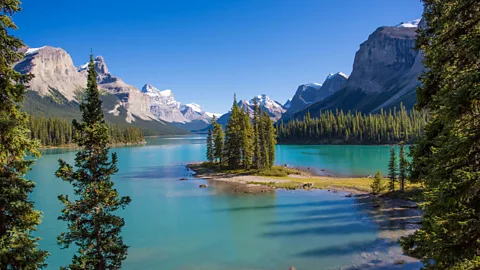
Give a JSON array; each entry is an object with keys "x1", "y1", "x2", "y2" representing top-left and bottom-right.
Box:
[
  {"x1": 289, "y1": 19, "x2": 423, "y2": 120},
  {"x1": 16, "y1": 18, "x2": 424, "y2": 134}
]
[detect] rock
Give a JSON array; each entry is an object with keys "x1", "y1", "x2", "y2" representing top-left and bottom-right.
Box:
[
  {"x1": 394, "y1": 260, "x2": 405, "y2": 265},
  {"x1": 345, "y1": 193, "x2": 353, "y2": 197},
  {"x1": 289, "y1": 267, "x2": 296, "y2": 270},
  {"x1": 367, "y1": 175, "x2": 374, "y2": 178},
  {"x1": 332, "y1": 190, "x2": 338, "y2": 193},
  {"x1": 179, "y1": 178, "x2": 188, "y2": 180},
  {"x1": 199, "y1": 184, "x2": 207, "y2": 188},
  {"x1": 302, "y1": 183, "x2": 314, "y2": 189}
]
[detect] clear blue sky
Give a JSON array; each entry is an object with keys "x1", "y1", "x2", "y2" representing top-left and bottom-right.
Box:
[{"x1": 15, "y1": 0, "x2": 423, "y2": 114}]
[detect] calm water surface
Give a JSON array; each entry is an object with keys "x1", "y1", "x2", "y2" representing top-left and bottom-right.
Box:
[{"x1": 29, "y1": 136, "x2": 420, "y2": 269}]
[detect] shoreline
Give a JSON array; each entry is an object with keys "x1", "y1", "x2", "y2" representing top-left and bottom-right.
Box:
[
  {"x1": 38, "y1": 140, "x2": 147, "y2": 150},
  {"x1": 187, "y1": 162, "x2": 423, "y2": 267}
]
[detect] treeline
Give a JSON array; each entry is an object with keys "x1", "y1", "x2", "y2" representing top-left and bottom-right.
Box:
[
  {"x1": 206, "y1": 95, "x2": 276, "y2": 170},
  {"x1": 29, "y1": 115, "x2": 145, "y2": 146},
  {"x1": 277, "y1": 105, "x2": 428, "y2": 144}
]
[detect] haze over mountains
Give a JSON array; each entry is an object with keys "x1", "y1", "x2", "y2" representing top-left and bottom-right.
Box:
[{"x1": 16, "y1": 18, "x2": 423, "y2": 134}]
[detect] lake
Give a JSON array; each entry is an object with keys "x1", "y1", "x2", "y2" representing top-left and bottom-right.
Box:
[{"x1": 29, "y1": 136, "x2": 420, "y2": 269}]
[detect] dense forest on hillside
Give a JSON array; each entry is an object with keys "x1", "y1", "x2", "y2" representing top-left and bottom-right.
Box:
[
  {"x1": 29, "y1": 115, "x2": 145, "y2": 146},
  {"x1": 277, "y1": 105, "x2": 428, "y2": 144}
]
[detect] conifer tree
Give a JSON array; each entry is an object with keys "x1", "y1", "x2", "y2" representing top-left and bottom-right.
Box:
[
  {"x1": 259, "y1": 112, "x2": 269, "y2": 169},
  {"x1": 398, "y1": 143, "x2": 407, "y2": 193},
  {"x1": 240, "y1": 107, "x2": 253, "y2": 169},
  {"x1": 400, "y1": 1, "x2": 480, "y2": 268},
  {"x1": 265, "y1": 113, "x2": 276, "y2": 169},
  {"x1": 212, "y1": 116, "x2": 224, "y2": 164},
  {"x1": 252, "y1": 98, "x2": 261, "y2": 170},
  {"x1": 224, "y1": 95, "x2": 242, "y2": 169},
  {"x1": 370, "y1": 171, "x2": 384, "y2": 195},
  {"x1": 0, "y1": 1, "x2": 48, "y2": 268},
  {"x1": 388, "y1": 146, "x2": 397, "y2": 192},
  {"x1": 206, "y1": 128, "x2": 214, "y2": 163},
  {"x1": 55, "y1": 54, "x2": 131, "y2": 269}
]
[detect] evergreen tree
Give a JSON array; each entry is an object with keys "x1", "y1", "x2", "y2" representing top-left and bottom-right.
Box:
[
  {"x1": 400, "y1": 1, "x2": 480, "y2": 268},
  {"x1": 0, "y1": 1, "x2": 48, "y2": 268},
  {"x1": 224, "y1": 95, "x2": 242, "y2": 169},
  {"x1": 398, "y1": 143, "x2": 407, "y2": 193},
  {"x1": 212, "y1": 116, "x2": 224, "y2": 164},
  {"x1": 240, "y1": 107, "x2": 253, "y2": 169},
  {"x1": 259, "y1": 112, "x2": 269, "y2": 169},
  {"x1": 206, "y1": 128, "x2": 214, "y2": 163},
  {"x1": 55, "y1": 54, "x2": 131, "y2": 269},
  {"x1": 388, "y1": 146, "x2": 397, "y2": 192},
  {"x1": 370, "y1": 171, "x2": 384, "y2": 195},
  {"x1": 265, "y1": 113, "x2": 276, "y2": 169},
  {"x1": 252, "y1": 98, "x2": 261, "y2": 170}
]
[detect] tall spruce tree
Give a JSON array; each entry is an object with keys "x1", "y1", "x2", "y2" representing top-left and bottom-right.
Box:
[
  {"x1": 259, "y1": 112, "x2": 269, "y2": 169},
  {"x1": 400, "y1": 1, "x2": 480, "y2": 268},
  {"x1": 240, "y1": 107, "x2": 253, "y2": 169},
  {"x1": 370, "y1": 171, "x2": 383, "y2": 196},
  {"x1": 212, "y1": 116, "x2": 224, "y2": 164},
  {"x1": 265, "y1": 113, "x2": 276, "y2": 169},
  {"x1": 206, "y1": 128, "x2": 214, "y2": 163},
  {"x1": 388, "y1": 146, "x2": 397, "y2": 192},
  {"x1": 55, "y1": 54, "x2": 131, "y2": 269},
  {"x1": 0, "y1": 1, "x2": 48, "y2": 268},
  {"x1": 224, "y1": 95, "x2": 242, "y2": 169},
  {"x1": 252, "y1": 98, "x2": 261, "y2": 170},
  {"x1": 398, "y1": 143, "x2": 407, "y2": 193}
]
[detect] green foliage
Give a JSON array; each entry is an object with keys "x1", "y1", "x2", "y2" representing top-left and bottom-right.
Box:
[
  {"x1": 370, "y1": 171, "x2": 384, "y2": 195},
  {"x1": 209, "y1": 96, "x2": 276, "y2": 172},
  {"x1": 206, "y1": 128, "x2": 214, "y2": 162},
  {"x1": 28, "y1": 114, "x2": 144, "y2": 147},
  {"x1": 278, "y1": 105, "x2": 428, "y2": 145},
  {"x1": 55, "y1": 54, "x2": 131, "y2": 269},
  {"x1": 0, "y1": 1, "x2": 49, "y2": 268},
  {"x1": 224, "y1": 95, "x2": 243, "y2": 169},
  {"x1": 388, "y1": 147, "x2": 397, "y2": 192},
  {"x1": 400, "y1": 1, "x2": 480, "y2": 268},
  {"x1": 398, "y1": 143, "x2": 408, "y2": 192},
  {"x1": 212, "y1": 116, "x2": 224, "y2": 164}
]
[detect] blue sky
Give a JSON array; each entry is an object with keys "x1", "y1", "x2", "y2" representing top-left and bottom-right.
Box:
[{"x1": 15, "y1": 0, "x2": 423, "y2": 113}]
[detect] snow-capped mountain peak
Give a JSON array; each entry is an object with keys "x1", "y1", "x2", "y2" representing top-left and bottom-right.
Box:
[
  {"x1": 326, "y1": 72, "x2": 349, "y2": 80},
  {"x1": 181, "y1": 103, "x2": 202, "y2": 113},
  {"x1": 25, "y1": 46, "x2": 47, "y2": 55},
  {"x1": 396, "y1": 19, "x2": 421, "y2": 28},
  {"x1": 304, "y1": 82, "x2": 323, "y2": 89}
]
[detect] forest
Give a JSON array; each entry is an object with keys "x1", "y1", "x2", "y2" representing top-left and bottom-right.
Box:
[
  {"x1": 29, "y1": 115, "x2": 145, "y2": 146},
  {"x1": 277, "y1": 105, "x2": 428, "y2": 144}
]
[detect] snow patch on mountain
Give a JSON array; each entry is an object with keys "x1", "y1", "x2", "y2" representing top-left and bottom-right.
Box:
[
  {"x1": 26, "y1": 46, "x2": 47, "y2": 55},
  {"x1": 396, "y1": 19, "x2": 421, "y2": 28}
]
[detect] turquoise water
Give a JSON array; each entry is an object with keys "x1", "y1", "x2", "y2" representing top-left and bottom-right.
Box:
[{"x1": 29, "y1": 136, "x2": 419, "y2": 269}]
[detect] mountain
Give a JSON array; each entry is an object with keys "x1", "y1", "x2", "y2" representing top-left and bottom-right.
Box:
[
  {"x1": 216, "y1": 94, "x2": 286, "y2": 126},
  {"x1": 140, "y1": 83, "x2": 218, "y2": 131},
  {"x1": 283, "y1": 99, "x2": 292, "y2": 109},
  {"x1": 292, "y1": 19, "x2": 423, "y2": 119},
  {"x1": 282, "y1": 72, "x2": 348, "y2": 119},
  {"x1": 16, "y1": 46, "x2": 187, "y2": 135}
]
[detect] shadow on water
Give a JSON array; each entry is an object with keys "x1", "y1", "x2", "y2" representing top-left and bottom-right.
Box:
[
  {"x1": 118, "y1": 165, "x2": 193, "y2": 179},
  {"x1": 215, "y1": 197, "x2": 364, "y2": 212},
  {"x1": 295, "y1": 239, "x2": 383, "y2": 257},
  {"x1": 342, "y1": 261, "x2": 421, "y2": 270}
]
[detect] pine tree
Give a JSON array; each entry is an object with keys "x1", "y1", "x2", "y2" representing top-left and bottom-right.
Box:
[
  {"x1": 212, "y1": 116, "x2": 224, "y2": 164},
  {"x1": 252, "y1": 98, "x2": 261, "y2": 170},
  {"x1": 224, "y1": 95, "x2": 242, "y2": 169},
  {"x1": 0, "y1": 1, "x2": 48, "y2": 268},
  {"x1": 265, "y1": 113, "x2": 276, "y2": 169},
  {"x1": 400, "y1": 1, "x2": 480, "y2": 268},
  {"x1": 398, "y1": 143, "x2": 407, "y2": 193},
  {"x1": 240, "y1": 107, "x2": 253, "y2": 169},
  {"x1": 55, "y1": 54, "x2": 131, "y2": 269},
  {"x1": 259, "y1": 112, "x2": 269, "y2": 169},
  {"x1": 206, "y1": 128, "x2": 214, "y2": 163},
  {"x1": 388, "y1": 146, "x2": 397, "y2": 192},
  {"x1": 370, "y1": 171, "x2": 384, "y2": 195}
]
